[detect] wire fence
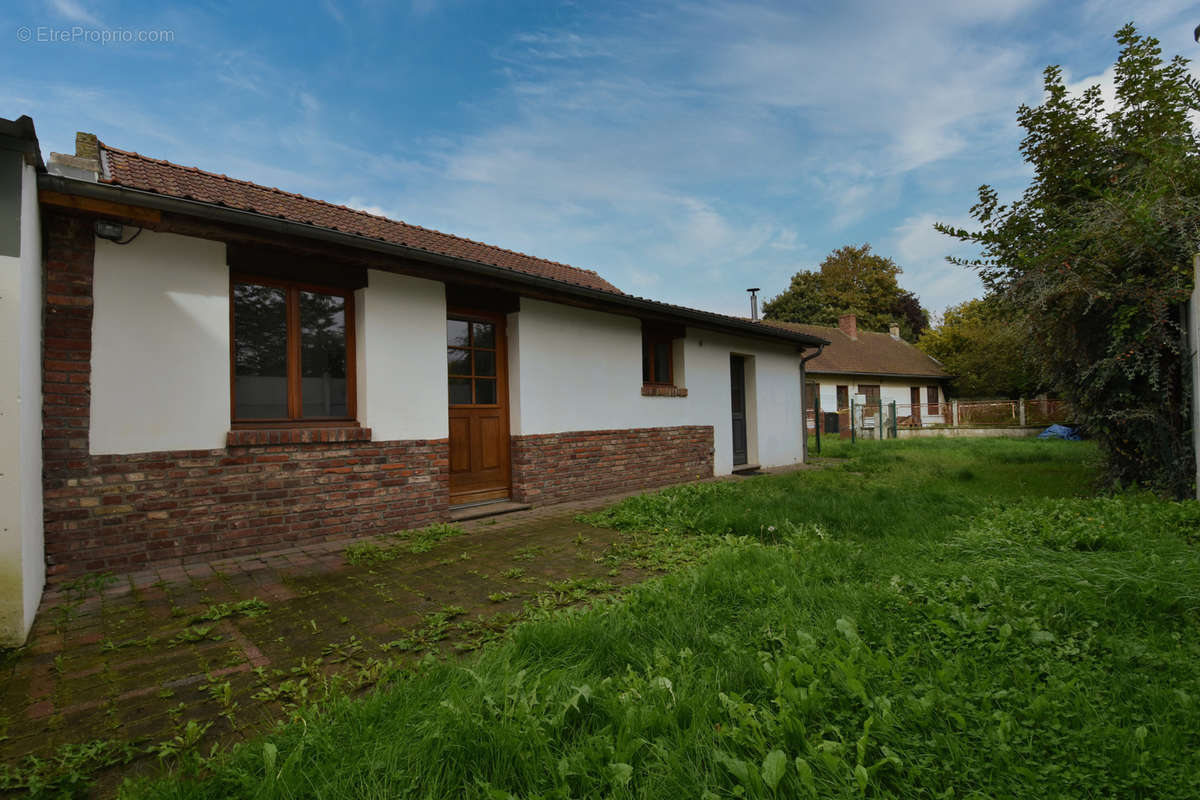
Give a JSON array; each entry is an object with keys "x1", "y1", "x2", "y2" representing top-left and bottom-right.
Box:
[{"x1": 805, "y1": 398, "x2": 1072, "y2": 448}]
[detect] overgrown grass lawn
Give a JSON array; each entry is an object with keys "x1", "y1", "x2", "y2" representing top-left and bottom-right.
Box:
[{"x1": 125, "y1": 439, "x2": 1200, "y2": 799}]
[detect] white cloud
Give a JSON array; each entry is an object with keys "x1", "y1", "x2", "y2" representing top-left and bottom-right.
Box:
[
  {"x1": 21, "y1": 0, "x2": 1157, "y2": 320},
  {"x1": 341, "y1": 197, "x2": 394, "y2": 218},
  {"x1": 49, "y1": 0, "x2": 103, "y2": 27},
  {"x1": 321, "y1": 0, "x2": 346, "y2": 26},
  {"x1": 888, "y1": 212, "x2": 985, "y2": 313}
]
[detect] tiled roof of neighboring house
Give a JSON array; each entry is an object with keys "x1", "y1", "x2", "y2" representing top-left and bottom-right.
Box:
[
  {"x1": 97, "y1": 144, "x2": 622, "y2": 294},
  {"x1": 765, "y1": 320, "x2": 950, "y2": 379}
]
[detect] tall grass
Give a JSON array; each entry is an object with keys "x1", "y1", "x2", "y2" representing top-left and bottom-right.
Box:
[{"x1": 122, "y1": 439, "x2": 1200, "y2": 799}]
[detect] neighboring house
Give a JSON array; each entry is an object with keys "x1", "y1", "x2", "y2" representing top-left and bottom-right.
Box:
[
  {"x1": 767, "y1": 315, "x2": 952, "y2": 431},
  {"x1": 0, "y1": 116, "x2": 828, "y2": 643}
]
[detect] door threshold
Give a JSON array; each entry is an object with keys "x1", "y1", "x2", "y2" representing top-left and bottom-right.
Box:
[
  {"x1": 448, "y1": 499, "x2": 532, "y2": 522},
  {"x1": 731, "y1": 463, "x2": 762, "y2": 475}
]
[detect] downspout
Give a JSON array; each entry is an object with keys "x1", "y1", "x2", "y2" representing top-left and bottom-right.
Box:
[{"x1": 799, "y1": 344, "x2": 826, "y2": 464}]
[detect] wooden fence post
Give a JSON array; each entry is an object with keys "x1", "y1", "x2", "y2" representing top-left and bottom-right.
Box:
[
  {"x1": 952, "y1": 399, "x2": 959, "y2": 428},
  {"x1": 1018, "y1": 398, "x2": 1026, "y2": 426}
]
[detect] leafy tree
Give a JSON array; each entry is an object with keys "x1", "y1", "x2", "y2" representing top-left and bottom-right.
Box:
[
  {"x1": 937, "y1": 25, "x2": 1200, "y2": 496},
  {"x1": 918, "y1": 297, "x2": 1039, "y2": 398},
  {"x1": 890, "y1": 290, "x2": 930, "y2": 342},
  {"x1": 763, "y1": 244, "x2": 929, "y2": 339},
  {"x1": 760, "y1": 270, "x2": 828, "y2": 325}
]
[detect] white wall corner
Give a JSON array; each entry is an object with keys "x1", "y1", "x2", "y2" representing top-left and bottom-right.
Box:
[
  {"x1": 506, "y1": 310, "x2": 522, "y2": 435},
  {"x1": 0, "y1": 160, "x2": 44, "y2": 645}
]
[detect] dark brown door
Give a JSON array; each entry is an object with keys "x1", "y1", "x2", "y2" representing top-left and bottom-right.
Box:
[
  {"x1": 447, "y1": 312, "x2": 511, "y2": 505},
  {"x1": 910, "y1": 386, "x2": 922, "y2": 425},
  {"x1": 859, "y1": 384, "x2": 880, "y2": 418},
  {"x1": 730, "y1": 355, "x2": 748, "y2": 466}
]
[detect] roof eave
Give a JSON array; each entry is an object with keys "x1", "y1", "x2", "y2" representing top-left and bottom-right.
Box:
[
  {"x1": 0, "y1": 115, "x2": 45, "y2": 170},
  {"x1": 806, "y1": 368, "x2": 951, "y2": 379},
  {"x1": 37, "y1": 173, "x2": 829, "y2": 349}
]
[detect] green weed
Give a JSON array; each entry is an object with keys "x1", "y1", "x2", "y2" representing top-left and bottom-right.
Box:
[
  {"x1": 0, "y1": 738, "x2": 139, "y2": 797},
  {"x1": 190, "y1": 599, "x2": 269, "y2": 624},
  {"x1": 344, "y1": 524, "x2": 467, "y2": 565},
  {"x1": 116, "y1": 439, "x2": 1200, "y2": 799}
]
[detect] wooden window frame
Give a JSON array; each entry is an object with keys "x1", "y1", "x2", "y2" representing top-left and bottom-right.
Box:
[
  {"x1": 447, "y1": 310, "x2": 506, "y2": 409},
  {"x1": 642, "y1": 332, "x2": 675, "y2": 387},
  {"x1": 230, "y1": 272, "x2": 358, "y2": 428},
  {"x1": 858, "y1": 384, "x2": 881, "y2": 417}
]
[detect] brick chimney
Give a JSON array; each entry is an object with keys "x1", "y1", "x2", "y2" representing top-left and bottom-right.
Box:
[
  {"x1": 838, "y1": 313, "x2": 857, "y2": 340},
  {"x1": 889, "y1": 323, "x2": 901, "y2": 340},
  {"x1": 47, "y1": 131, "x2": 100, "y2": 182}
]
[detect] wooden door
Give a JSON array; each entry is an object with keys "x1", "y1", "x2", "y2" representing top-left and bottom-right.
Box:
[
  {"x1": 447, "y1": 312, "x2": 511, "y2": 505},
  {"x1": 730, "y1": 355, "x2": 748, "y2": 466},
  {"x1": 910, "y1": 386, "x2": 922, "y2": 426}
]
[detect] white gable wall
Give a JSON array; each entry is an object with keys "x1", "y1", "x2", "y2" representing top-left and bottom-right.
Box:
[{"x1": 508, "y1": 298, "x2": 805, "y2": 475}]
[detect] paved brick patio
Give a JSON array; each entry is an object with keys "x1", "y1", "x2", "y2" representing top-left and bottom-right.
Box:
[{"x1": 0, "y1": 466, "x2": 816, "y2": 794}]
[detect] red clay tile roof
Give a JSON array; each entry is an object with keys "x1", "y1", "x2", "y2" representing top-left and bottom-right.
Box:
[
  {"x1": 98, "y1": 144, "x2": 622, "y2": 294},
  {"x1": 765, "y1": 320, "x2": 950, "y2": 378}
]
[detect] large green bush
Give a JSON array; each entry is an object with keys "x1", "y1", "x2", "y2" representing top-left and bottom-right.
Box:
[{"x1": 938, "y1": 26, "x2": 1200, "y2": 496}]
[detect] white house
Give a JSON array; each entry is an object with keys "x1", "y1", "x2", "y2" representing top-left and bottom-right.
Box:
[
  {"x1": 0, "y1": 116, "x2": 828, "y2": 644},
  {"x1": 768, "y1": 315, "x2": 951, "y2": 434}
]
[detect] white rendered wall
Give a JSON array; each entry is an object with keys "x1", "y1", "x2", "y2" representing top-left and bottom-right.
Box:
[
  {"x1": 813, "y1": 377, "x2": 946, "y2": 423},
  {"x1": 509, "y1": 299, "x2": 804, "y2": 475},
  {"x1": 91, "y1": 231, "x2": 230, "y2": 454},
  {"x1": 0, "y1": 162, "x2": 44, "y2": 644},
  {"x1": 355, "y1": 270, "x2": 447, "y2": 440}
]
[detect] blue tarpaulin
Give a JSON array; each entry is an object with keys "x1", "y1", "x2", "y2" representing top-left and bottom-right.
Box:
[{"x1": 1038, "y1": 424, "x2": 1081, "y2": 440}]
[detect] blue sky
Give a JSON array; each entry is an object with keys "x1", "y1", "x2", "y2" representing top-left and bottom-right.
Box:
[{"x1": 4, "y1": 0, "x2": 1198, "y2": 322}]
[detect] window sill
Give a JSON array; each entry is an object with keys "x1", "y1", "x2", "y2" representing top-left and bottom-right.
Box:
[
  {"x1": 641, "y1": 384, "x2": 688, "y2": 398},
  {"x1": 226, "y1": 426, "x2": 373, "y2": 447}
]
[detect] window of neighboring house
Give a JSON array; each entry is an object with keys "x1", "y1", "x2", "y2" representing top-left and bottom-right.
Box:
[
  {"x1": 642, "y1": 331, "x2": 674, "y2": 385},
  {"x1": 926, "y1": 385, "x2": 940, "y2": 415},
  {"x1": 859, "y1": 384, "x2": 881, "y2": 417},
  {"x1": 836, "y1": 385, "x2": 849, "y2": 412},
  {"x1": 232, "y1": 276, "x2": 355, "y2": 424},
  {"x1": 805, "y1": 382, "x2": 819, "y2": 411},
  {"x1": 805, "y1": 382, "x2": 820, "y2": 430}
]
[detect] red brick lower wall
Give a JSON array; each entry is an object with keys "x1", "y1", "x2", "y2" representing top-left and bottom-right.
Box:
[
  {"x1": 36, "y1": 214, "x2": 710, "y2": 579},
  {"x1": 43, "y1": 439, "x2": 449, "y2": 579},
  {"x1": 510, "y1": 426, "x2": 714, "y2": 505}
]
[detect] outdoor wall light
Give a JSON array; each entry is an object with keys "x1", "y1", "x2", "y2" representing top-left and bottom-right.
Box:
[
  {"x1": 94, "y1": 220, "x2": 143, "y2": 245},
  {"x1": 95, "y1": 220, "x2": 124, "y2": 241}
]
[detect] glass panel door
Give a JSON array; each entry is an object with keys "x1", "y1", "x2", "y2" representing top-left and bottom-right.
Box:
[{"x1": 447, "y1": 318, "x2": 499, "y2": 406}]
